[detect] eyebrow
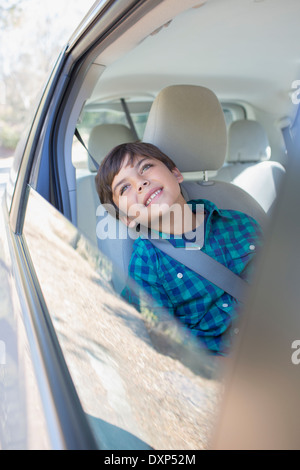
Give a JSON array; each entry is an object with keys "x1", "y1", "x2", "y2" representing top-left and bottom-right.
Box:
[{"x1": 112, "y1": 157, "x2": 150, "y2": 194}]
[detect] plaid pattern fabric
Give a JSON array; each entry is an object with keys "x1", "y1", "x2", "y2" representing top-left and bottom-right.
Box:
[{"x1": 122, "y1": 199, "x2": 263, "y2": 356}]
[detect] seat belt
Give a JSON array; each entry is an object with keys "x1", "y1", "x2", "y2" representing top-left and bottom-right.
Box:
[
  {"x1": 120, "y1": 98, "x2": 139, "y2": 141},
  {"x1": 75, "y1": 128, "x2": 100, "y2": 171},
  {"x1": 146, "y1": 235, "x2": 249, "y2": 303}
]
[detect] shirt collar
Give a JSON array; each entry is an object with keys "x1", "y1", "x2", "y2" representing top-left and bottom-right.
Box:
[
  {"x1": 151, "y1": 199, "x2": 208, "y2": 247},
  {"x1": 141, "y1": 199, "x2": 223, "y2": 247},
  {"x1": 188, "y1": 198, "x2": 222, "y2": 216}
]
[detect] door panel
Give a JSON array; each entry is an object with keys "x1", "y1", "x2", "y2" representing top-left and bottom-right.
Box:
[
  {"x1": 23, "y1": 187, "x2": 223, "y2": 450},
  {"x1": 0, "y1": 198, "x2": 51, "y2": 449}
]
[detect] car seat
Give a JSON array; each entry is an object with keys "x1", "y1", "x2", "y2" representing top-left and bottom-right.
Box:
[
  {"x1": 76, "y1": 123, "x2": 136, "y2": 246},
  {"x1": 214, "y1": 119, "x2": 286, "y2": 214},
  {"x1": 143, "y1": 85, "x2": 267, "y2": 227},
  {"x1": 96, "y1": 85, "x2": 268, "y2": 293}
]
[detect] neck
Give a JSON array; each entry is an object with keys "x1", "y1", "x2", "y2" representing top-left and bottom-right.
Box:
[{"x1": 154, "y1": 199, "x2": 204, "y2": 235}]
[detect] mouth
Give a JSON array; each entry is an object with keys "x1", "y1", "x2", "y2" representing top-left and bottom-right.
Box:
[{"x1": 144, "y1": 188, "x2": 163, "y2": 207}]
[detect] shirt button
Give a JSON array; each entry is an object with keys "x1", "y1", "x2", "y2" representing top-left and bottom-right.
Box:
[
  {"x1": 249, "y1": 244, "x2": 256, "y2": 251},
  {"x1": 234, "y1": 328, "x2": 239, "y2": 335},
  {"x1": 177, "y1": 272, "x2": 183, "y2": 279},
  {"x1": 222, "y1": 303, "x2": 229, "y2": 308}
]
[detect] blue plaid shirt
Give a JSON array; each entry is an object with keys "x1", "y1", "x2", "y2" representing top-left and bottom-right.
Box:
[{"x1": 122, "y1": 199, "x2": 263, "y2": 356}]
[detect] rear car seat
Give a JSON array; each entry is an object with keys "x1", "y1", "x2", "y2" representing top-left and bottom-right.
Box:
[
  {"x1": 76, "y1": 123, "x2": 136, "y2": 246},
  {"x1": 214, "y1": 119, "x2": 286, "y2": 214},
  {"x1": 96, "y1": 85, "x2": 268, "y2": 293},
  {"x1": 143, "y1": 85, "x2": 267, "y2": 226}
]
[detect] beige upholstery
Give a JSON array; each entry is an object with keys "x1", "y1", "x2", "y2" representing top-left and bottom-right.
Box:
[
  {"x1": 88, "y1": 123, "x2": 136, "y2": 172},
  {"x1": 143, "y1": 84, "x2": 227, "y2": 172},
  {"x1": 93, "y1": 85, "x2": 269, "y2": 293},
  {"x1": 93, "y1": 86, "x2": 272, "y2": 292},
  {"x1": 143, "y1": 85, "x2": 267, "y2": 227},
  {"x1": 227, "y1": 119, "x2": 270, "y2": 163},
  {"x1": 215, "y1": 120, "x2": 286, "y2": 214},
  {"x1": 76, "y1": 124, "x2": 136, "y2": 246}
]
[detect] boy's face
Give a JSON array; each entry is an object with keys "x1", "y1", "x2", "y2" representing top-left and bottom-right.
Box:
[{"x1": 111, "y1": 153, "x2": 185, "y2": 230}]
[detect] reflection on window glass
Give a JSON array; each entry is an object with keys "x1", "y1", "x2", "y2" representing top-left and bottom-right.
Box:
[{"x1": 24, "y1": 188, "x2": 223, "y2": 450}]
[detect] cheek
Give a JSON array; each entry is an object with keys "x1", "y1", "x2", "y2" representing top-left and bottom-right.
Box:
[
  {"x1": 112, "y1": 194, "x2": 120, "y2": 211},
  {"x1": 160, "y1": 169, "x2": 182, "y2": 189},
  {"x1": 117, "y1": 196, "x2": 129, "y2": 214},
  {"x1": 117, "y1": 194, "x2": 139, "y2": 216}
]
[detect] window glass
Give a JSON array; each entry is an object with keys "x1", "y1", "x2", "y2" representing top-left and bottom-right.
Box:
[
  {"x1": 223, "y1": 108, "x2": 234, "y2": 129},
  {"x1": 23, "y1": 187, "x2": 223, "y2": 450},
  {"x1": 222, "y1": 103, "x2": 246, "y2": 130},
  {"x1": 72, "y1": 105, "x2": 149, "y2": 170}
]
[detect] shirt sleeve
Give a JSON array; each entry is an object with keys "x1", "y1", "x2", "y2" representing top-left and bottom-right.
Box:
[{"x1": 121, "y1": 239, "x2": 176, "y2": 322}]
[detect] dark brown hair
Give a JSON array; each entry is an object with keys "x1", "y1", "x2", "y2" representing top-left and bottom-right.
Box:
[{"x1": 95, "y1": 142, "x2": 177, "y2": 218}]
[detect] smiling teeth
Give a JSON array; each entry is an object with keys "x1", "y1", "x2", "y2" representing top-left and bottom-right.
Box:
[{"x1": 145, "y1": 189, "x2": 162, "y2": 206}]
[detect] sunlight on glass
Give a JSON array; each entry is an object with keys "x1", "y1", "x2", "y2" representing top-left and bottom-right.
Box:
[{"x1": 0, "y1": 0, "x2": 95, "y2": 155}]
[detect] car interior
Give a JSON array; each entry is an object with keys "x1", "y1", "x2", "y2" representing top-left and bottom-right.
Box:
[
  {"x1": 88, "y1": 85, "x2": 270, "y2": 293},
  {"x1": 63, "y1": 0, "x2": 294, "y2": 292},
  {"x1": 19, "y1": 0, "x2": 300, "y2": 449}
]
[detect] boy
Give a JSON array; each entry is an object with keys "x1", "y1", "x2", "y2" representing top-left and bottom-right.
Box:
[{"x1": 95, "y1": 142, "x2": 263, "y2": 356}]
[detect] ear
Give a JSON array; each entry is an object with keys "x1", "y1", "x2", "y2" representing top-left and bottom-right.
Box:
[{"x1": 172, "y1": 167, "x2": 184, "y2": 183}]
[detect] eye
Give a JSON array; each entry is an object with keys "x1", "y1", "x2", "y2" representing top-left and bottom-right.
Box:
[
  {"x1": 141, "y1": 163, "x2": 153, "y2": 173},
  {"x1": 120, "y1": 184, "x2": 129, "y2": 195}
]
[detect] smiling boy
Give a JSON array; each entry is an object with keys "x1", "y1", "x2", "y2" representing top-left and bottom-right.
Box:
[{"x1": 95, "y1": 142, "x2": 263, "y2": 356}]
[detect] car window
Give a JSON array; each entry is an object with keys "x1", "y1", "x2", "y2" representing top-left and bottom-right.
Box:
[
  {"x1": 72, "y1": 103, "x2": 149, "y2": 170},
  {"x1": 23, "y1": 186, "x2": 223, "y2": 450}
]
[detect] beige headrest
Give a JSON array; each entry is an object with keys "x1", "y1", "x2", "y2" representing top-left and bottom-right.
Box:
[
  {"x1": 88, "y1": 123, "x2": 136, "y2": 172},
  {"x1": 227, "y1": 119, "x2": 271, "y2": 163},
  {"x1": 143, "y1": 85, "x2": 227, "y2": 172}
]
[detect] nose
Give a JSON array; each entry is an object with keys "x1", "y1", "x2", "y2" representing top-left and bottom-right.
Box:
[{"x1": 137, "y1": 180, "x2": 149, "y2": 192}]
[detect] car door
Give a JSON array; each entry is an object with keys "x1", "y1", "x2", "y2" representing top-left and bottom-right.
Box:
[
  {"x1": 3, "y1": 0, "x2": 300, "y2": 451},
  {"x1": 0, "y1": 0, "x2": 222, "y2": 450}
]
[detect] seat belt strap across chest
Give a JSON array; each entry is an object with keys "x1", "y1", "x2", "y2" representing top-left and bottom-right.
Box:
[{"x1": 147, "y1": 236, "x2": 248, "y2": 303}]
